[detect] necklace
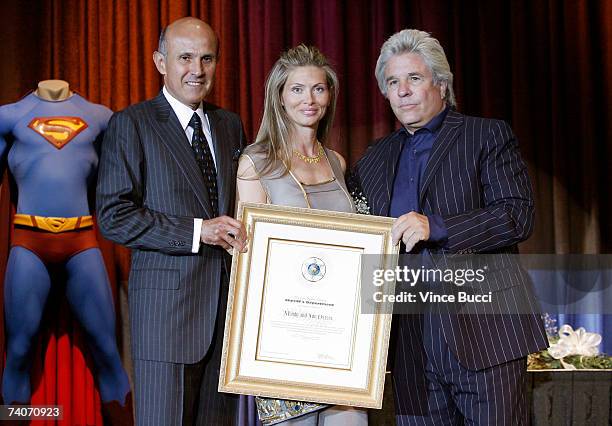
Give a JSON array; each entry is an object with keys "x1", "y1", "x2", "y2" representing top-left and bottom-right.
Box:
[{"x1": 294, "y1": 143, "x2": 324, "y2": 164}]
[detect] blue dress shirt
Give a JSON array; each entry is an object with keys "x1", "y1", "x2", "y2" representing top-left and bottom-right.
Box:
[{"x1": 389, "y1": 107, "x2": 449, "y2": 248}]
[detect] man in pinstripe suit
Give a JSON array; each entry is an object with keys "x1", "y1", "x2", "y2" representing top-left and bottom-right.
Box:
[
  {"x1": 353, "y1": 30, "x2": 547, "y2": 425},
  {"x1": 96, "y1": 17, "x2": 247, "y2": 426}
]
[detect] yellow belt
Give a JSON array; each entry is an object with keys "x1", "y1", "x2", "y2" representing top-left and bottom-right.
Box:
[{"x1": 13, "y1": 214, "x2": 94, "y2": 233}]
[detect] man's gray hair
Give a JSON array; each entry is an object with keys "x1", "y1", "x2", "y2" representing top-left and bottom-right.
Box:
[
  {"x1": 157, "y1": 26, "x2": 168, "y2": 56},
  {"x1": 375, "y1": 29, "x2": 456, "y2": 107}
]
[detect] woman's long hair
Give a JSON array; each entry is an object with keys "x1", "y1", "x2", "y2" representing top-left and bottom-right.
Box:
[{"x1": 247, "y1": 44, "x2": 339, "y2": 177}]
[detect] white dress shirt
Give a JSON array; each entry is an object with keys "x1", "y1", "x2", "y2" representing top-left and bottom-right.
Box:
[{"x1": 163, "y1": 86, "x2": 217, "y2": 253}]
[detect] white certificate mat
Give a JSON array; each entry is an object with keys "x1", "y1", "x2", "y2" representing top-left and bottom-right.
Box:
[
  {"x1": 219, "y1": 203, "x2": 398, "y2": 408},
  {"x1": 256, "y1": 238, "x2": 361, "y2": 369}
]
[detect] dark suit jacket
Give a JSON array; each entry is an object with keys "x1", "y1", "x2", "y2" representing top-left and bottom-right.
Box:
[
  {"x1": 354, "y1": 109, "x2": 547, "y2": 399},
  {"x1": 96, "y1": 92, "x2": 245, "y2": 364}
]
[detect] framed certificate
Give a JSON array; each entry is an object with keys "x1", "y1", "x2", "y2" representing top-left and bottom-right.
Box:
[{"x1": 218, "y1": 202, "x2": 398, "y2": 408}]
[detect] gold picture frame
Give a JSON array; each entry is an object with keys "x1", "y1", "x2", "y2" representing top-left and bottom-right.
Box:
[{"x1": 218, "y1": 202, "x2": 398, "y2": 408}]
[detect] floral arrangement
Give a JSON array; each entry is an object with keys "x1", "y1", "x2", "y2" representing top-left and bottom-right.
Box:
[{"x1": 528, "y1": 314, "x2": 612, "y2": 370}]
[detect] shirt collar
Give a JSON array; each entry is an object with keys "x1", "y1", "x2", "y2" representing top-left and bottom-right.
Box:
[
  {"x1": 403, "y1": 105, "x2": 450, "y2": 137},
  {"x1": 162, "y1": 86, "x2": 204, "y2": 130}
]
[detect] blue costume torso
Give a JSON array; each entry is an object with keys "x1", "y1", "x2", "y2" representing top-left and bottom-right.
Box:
[{"x1": 0, "y1": 93, "x2": 111, "y2": 216}]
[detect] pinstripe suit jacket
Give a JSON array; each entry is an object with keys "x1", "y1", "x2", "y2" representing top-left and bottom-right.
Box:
[
  {"x1": 96, "y1": 92, "x2": 245, "y2": 364},
  {"x1": 354, "y1": 109, "x2": 547, "y2": 373}
]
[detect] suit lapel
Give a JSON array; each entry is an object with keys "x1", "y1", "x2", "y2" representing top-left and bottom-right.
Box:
[
  {"x1": 419, "y1": 110, "x2": 463, "y2": 204},
  {"x1": 150, "y1": 93, "x2": 214, "y2": 218},
  {"x1": 206, "y1": 105, "x2": 232, "y2": 216},
  {"x1": 381, "y1": 134, "x2": 403, "y2": 216}
]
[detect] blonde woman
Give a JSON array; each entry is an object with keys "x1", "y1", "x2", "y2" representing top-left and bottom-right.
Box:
[{"x1": 237, "y1": 45, "x2": 367, "y2": 425}]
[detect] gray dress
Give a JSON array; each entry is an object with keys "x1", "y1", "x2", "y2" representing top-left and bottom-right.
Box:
[
  {"x1": 242, "y1": 147, "x2": 368, "y2": 426},
  {"x1": 243, "y1": 146, "x2": 354, "y2": 213}
]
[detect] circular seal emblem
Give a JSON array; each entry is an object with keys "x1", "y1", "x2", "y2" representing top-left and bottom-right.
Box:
[{"x1": 301, "y1": 257, "x2": 326, "y2": 282}]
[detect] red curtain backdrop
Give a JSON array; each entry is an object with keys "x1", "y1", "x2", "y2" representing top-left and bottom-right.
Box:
[
  {"x1": 0, "y1": 0, "x2": 610, "y2": 422},
  {"x1": 1, "y1": 0, "x2": 608, "y2": 253}
]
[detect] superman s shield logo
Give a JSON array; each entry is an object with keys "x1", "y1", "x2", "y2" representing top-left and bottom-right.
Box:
[{"x1": 28, "y1": 116, "x2": 89, "y2": 149}]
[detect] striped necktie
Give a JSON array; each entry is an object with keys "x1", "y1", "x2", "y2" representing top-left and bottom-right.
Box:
[{"x1": 189, "y1": 112, "x2": 218, "y2": 216}]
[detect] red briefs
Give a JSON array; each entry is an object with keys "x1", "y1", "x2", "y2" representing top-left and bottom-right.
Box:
[{"x1": 12, "y1": 226, "x2": 99, "y2": 264}]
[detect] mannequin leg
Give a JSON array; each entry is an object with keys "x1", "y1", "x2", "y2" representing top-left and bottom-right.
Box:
[
  {"x1": 65, "y1": 248, "x2": 130, "y2": 403},
  {"x1": 2, "y1": 247, "x2": 52, "y2": 403}
]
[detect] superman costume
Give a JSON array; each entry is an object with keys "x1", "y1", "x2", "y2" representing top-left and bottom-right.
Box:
[{"x1": 0, "y1": 92, "x2": 129, "y2": 409}]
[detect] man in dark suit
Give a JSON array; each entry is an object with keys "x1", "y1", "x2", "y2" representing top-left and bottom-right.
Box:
[
  {"x1": 96, "y1": 17, "x2": 247, "y2": 426},
  {"x1": 353, "y1": 30, "x2": 547, "y2": 425}
]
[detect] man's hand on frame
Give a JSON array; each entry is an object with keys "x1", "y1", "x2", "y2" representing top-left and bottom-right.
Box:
[
  {"x1": 392, "y1": 211, "x2": 430, "y2": 252},
  {"x1": 200, "y1": 216, "x2": 248, "y2": 252}
]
